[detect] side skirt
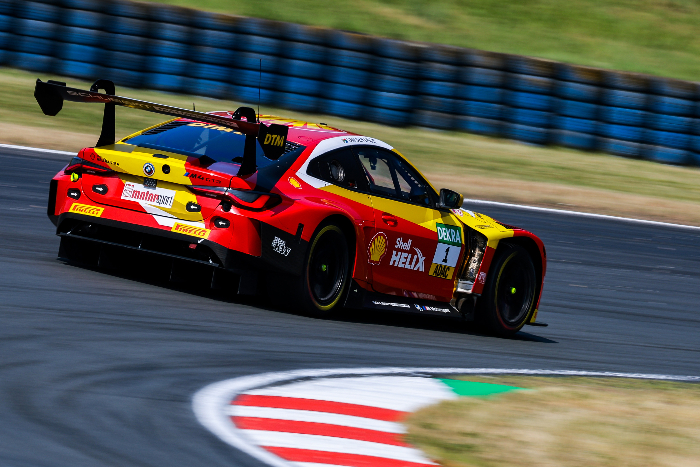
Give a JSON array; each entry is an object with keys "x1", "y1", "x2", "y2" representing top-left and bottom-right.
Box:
[{"x1": 345, "y1": 280, "x2": 462, "y2": 318}]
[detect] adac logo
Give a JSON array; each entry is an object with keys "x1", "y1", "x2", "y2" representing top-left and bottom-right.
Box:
[
  {"x1": 367, "y1": 232, "x2": 388, "y2": 265},
  {"x1": 288, "y1": 177, "x2": 302, "y2": 189},
  {"x1": 69, "y1": 203, "x2": 104, "y2": 217},
  {"x1": 143, "y1": 162, "x2": 155, "y2": 177},
  {"x1": 171, "y1": 222, "x2": 210, "y2": 239}
]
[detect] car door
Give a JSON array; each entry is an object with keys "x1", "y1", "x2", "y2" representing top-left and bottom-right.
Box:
[
  {"x1": 305, "y1": 147, "x2": 376, "y2": 284},
  {"x1": 352, "y1": 146, "x2": 465, "y2": 302}
]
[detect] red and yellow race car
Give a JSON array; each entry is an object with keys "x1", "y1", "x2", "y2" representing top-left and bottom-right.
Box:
[{"x1": 36, "y1": 78, "x2": 546, "y2": 335}]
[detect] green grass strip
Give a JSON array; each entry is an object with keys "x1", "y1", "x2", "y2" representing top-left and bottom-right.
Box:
[{"x1": 439, "y1": 378, "x2": 521, "y2": 397}]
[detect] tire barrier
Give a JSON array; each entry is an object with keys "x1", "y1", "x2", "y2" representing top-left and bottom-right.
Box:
[{"x1": 1, "y1": 0, "x2": 699, "y2": 168}]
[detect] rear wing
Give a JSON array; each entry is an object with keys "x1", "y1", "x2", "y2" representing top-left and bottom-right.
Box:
[{"x1": 34, "y1": 79, "x2": 288, "y2": 175}]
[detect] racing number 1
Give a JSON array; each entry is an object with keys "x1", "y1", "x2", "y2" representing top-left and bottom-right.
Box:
[{"x1": 442, "y1": 247, "x2": 449, "y2": 263}]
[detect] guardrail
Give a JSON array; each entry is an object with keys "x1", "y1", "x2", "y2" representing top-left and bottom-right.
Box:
[{"x1": 1, "y1": 0, "x2": 699, "y2": 167}]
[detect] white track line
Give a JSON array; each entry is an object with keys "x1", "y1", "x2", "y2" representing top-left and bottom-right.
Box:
[
  {"x1": 0, "y1": 143, "x2": 74, "y2": 156},
  {"x1": 192, "y1": 367, "x2": 700, "y2": 467},
  {"x1": 4, "y1": 142, "x2": 698, "y2": 231},
  {"x1": 244, "y1": 376, "x2": 456, "y2": 412},
  {"x1": 464, "y1": 199, "x2": 700, "y2": 231}
]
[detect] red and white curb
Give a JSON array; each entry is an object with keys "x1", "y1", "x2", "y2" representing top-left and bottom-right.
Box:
[{"x1": 192, "y1": 368, "x2": 700, "y2": 467}]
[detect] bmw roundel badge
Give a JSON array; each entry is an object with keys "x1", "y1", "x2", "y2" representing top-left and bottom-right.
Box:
[{"x1": 143, "y1": 162, "x2": 155, "y2": 177}]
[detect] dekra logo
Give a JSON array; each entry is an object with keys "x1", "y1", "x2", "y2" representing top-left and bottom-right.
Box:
[{"x1": 436, "y1": 223, "x2": 461, "y2": 246}]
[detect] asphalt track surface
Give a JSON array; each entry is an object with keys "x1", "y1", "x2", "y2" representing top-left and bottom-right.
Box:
[{"x1": 1, "y1": 146, "x2": 699, "y2": 467}]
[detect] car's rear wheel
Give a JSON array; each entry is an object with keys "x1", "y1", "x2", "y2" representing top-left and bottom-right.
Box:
[
  {"x1": 297, "y1": 224, "x2": 350, "y2": 316},
  {"x1": 479, "y1": 244, "x2": 537, "y2": 336}
]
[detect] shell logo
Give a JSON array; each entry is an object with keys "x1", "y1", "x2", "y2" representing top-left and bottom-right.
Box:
[
  {"x1": 367, "y1": 232, "x2": 388, "y2": 265},
  {"x1": 288, "y1": 177, "x2": 302, "y2": 189}
]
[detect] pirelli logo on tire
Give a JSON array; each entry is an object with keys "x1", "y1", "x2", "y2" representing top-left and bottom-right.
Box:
[
  {"x1": 429, "y1": 223, "x2": 462, "y2": 280},
  {"x1": 69, "y1": 203, "x2": 104, "y2": 217},
  {"x1": 171, "y1": 222, "x2": 210, "y2": 239}
]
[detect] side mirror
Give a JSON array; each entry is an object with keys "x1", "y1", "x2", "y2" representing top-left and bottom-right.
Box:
[{"x1": 437, "y1": 188, "x2": 464, "y2": 209}]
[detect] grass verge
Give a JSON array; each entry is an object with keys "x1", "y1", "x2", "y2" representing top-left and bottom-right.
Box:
[
  {"x1": 406, "y1": 376, "x2": 700, "y2": 467},
  {"x1": 145, "y1": 0, "x2": 700, "y2": 81},
  {"x1": 6, "y1": 67, "x2": 700, "y2": 225}
]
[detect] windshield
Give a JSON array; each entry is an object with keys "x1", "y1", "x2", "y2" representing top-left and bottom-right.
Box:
[{"x1": 123, "y1": 120, "x2": 279, "y2": 168}]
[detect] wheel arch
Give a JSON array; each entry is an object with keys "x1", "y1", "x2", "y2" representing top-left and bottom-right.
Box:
[
  {"x1": 498, "y1": 235, "x2": 545, "y2": 312},
  {"x1": 317, "y1": 213, "x2": 358, "y2": 270}
]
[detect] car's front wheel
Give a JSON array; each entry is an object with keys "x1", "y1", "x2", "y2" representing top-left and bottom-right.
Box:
[
  {"x1": 479, "y1": 244, "x2": 537, "y2": 336},
  {"x1": 297, "y1": 224, "x2": 350, "y2": 316}
]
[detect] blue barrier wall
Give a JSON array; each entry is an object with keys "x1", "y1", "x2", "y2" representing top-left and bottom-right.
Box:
[{"x1": 1, "y1": 0, "x2": 699, "y2": 167}]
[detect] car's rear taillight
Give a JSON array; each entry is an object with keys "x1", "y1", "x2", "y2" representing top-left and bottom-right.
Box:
[
  {"x1": 64, "y1": 156, "x2": 115, "y2": 176},
  {"x1": 189, "y1": 185, "x2": 281, "y2": 211}
]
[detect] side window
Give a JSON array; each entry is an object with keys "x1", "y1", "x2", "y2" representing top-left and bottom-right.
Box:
[
  {"x1": 354, "y1": 146, "x2": 435, "y2": 206},
  {"x1": 392, "y1": 156, "x2": 434, "y2": 207},
  {"x1": 307, "y1": 148, "x2": 368, "y2": 190}
]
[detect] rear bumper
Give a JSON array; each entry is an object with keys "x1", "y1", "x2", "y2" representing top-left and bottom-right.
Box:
[{"x1": 50, "y1": 172, "x2": 309, "y2": 277}]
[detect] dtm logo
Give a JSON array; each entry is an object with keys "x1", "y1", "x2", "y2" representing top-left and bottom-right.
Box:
[
  {"x1": 263, "y1": 133, "x2": 285, "y2": 147},
  {"x1": 143, "y1": 162, "x2": 155, "y2": 177},
  {"x1": 389, "y1": 247, "x2": 425, "y2": 272}
]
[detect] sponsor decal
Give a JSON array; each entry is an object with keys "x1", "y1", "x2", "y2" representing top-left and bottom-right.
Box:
[
  {"x1": 143, "y1": 162, "x2": 155, "y2": 177},
  {"x1": 451, "y1": 208, "x2": 475, "y2": 218},
  {"x1": 436, "y1": 223, "x2": 462, "y2": 246},
  {"x1": 263, "y1": 133, "x2": 285, "y2": 147},
  {"x1": 367, "y1": 232, "x2": 388, "y2": 265},
  {"x1": 394, "y1": 237, "x2": 412, "y2": 251},
  {"x1": 187, "y1": 122, "x2": 235, "y2": 133},
  {"x1": 414, "y1": 304, "x2": 451, "y2": 313},
  {"x1": 271, "y1": 236, "x2": 291, "y2": 256},
  {"x1": 342, "y1": 136, "x2": 376, "y2": 144},
  {"x1": 84, "y1": 152, "x2": 120, "y2": 167},
  {"x1": 121, "y1": 182, "x2": 175, "y2": 209},
  {"x1": 288, "y1": 177, "x2": 302, "y2": 189},
  {"x1": 476, "y1": 224, "x2": 492, "y2": 230},
  {"x1": 477, "y1": 271, "x2": 487, "y2": 284},
  {"x1": 429, "y1": 262, "x2": 454, "y2": 280},
  {"x1": 389, "y1": 247, "x2": 425, "y2": 272},
  {"x1": 430, "y1": 223, "x2": 463, "y2": 280},
  {"x1": 184, "y1": 172, "x2": 222, "y2": 184},
  {"x1": 68, "y1": 203, "x2": 104, "y2": 217},
  {"x1": 171, "y1": 222, "x2": 210, "y2": 239},
  {"x1": 372, "y1": 300, "x2": 410, "y2": 308}
]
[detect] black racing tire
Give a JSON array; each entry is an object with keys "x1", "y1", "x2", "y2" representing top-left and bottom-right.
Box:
[
  {"x1": 478, "y1": 244, "x2": 537, "y2": 336},
  {"x1": 296, "y1": 224, "x2": 351, "y2": 317}
]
